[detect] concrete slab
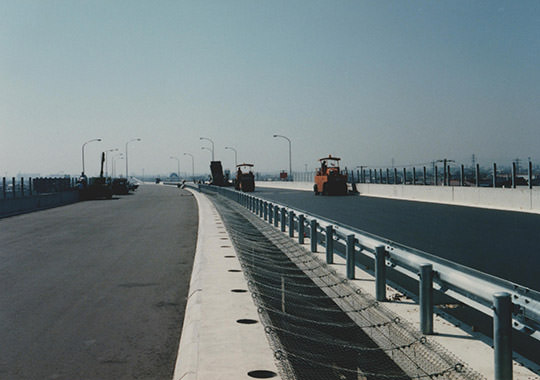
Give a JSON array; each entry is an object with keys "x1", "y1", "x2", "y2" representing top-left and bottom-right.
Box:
[{"x1": 173, "y1": 189, "x2": 281, "y2": 380}]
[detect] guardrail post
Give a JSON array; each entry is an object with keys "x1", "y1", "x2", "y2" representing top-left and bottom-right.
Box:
[
  {"x1": 476, "y1": 164, "x2": 480, "y2": 187},
  {"x1": 264, "y1": 202, "x2": 268, "y2": 221},
  {"x1": 419, "y1": 264, "x2": 434, "y2": 334},
  {"x1": 288, "y1": 211, "x2": 295, "y2": 237},
  {"x1": 512, "y1": 162, "x2": 516, "y2": 189},
  {"x1": 393, "y1": 168, "x2": 397, "y2": 184},
  {"x1": 325, "y1": 225, "x2": 334, "y2": 264},
  {"x1": 310, "y1": 219, "x2": 318, "y2": 252},
  {"x1": 529, "y1": 161, "x2": 533, "y2": 189},
  {"x1": 298, "y1": 214, "x2": 305, "y2": 244},
  {"x1": 460, "y1": 164, "x2": 464, "y2": 186},
  {"x1": 2, "y1": 177, "x2": 6, "y2": 199},
  {"x1": 346, "y1": 235, "x2": 355, "y2": 279},
  {"x1": 423, "y1": 166, "x2": 427, "y2": 185},
  {"x1": 259, "y1": 200, "x2": 263, "y2": 217},
  {"x1": 386, "y1": 168, "x2": 390, "y2": 184},
  {"x1": 280, "y1": 208, "x2": 286, "y2": 232},
  {"x1": 29, "y1": 177, "x2": 32, "y2": 196},
  {"x1": 268, "y1": 204, "x2": 273, "y2": 224},
  {"x1": 413, "y1": 167, "x2": 416, "y2": 185},
  {"x1": 375, "y1": 246, "x2": 387, "y2": 301},
  {"x1": 493, "y1": 292, "x2": 512, "y2": 380},
  {"x1": 403, "y1": 168, "x2": 407, "y2": 184},
  {"x1": 274, "y1": 206, "x2": 279, "y2": 227},
  {"x1": 493, "y1": 163, "x2": 497, "y2": 188},
  {"x1": 21, "y1": 177, "x2": 25, "y2": 197},
  {"x1": 434, "y1": 167, "x2": 438, "y2": 186}
]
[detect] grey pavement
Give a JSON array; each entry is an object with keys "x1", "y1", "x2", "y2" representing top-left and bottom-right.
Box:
[
  {"x1": 0, "y1": 185, "x2": 197, "y2": 380},
  {"x1": 254, "y1": 187, "x2": 540, "y2": 291}
]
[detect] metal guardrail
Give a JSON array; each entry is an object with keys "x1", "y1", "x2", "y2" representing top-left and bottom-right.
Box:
[{"x1": 199, "y1": 184, "x2": 540, "y2": 379}]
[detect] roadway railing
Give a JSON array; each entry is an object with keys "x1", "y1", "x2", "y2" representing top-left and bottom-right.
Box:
[{"x1": 199, "y1": 183, "x2": 540, "y2": 379}]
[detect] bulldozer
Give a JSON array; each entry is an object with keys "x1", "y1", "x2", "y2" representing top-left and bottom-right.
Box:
[
  {"x1": 234, "y1": 163, "x2": 255, "y2": 192},
  {"x1": 79, "y1": 152, "x2": 113, "y2": 200},
  {"x1": 314, "y1": 155, "x2": 348, "y2": 195}
]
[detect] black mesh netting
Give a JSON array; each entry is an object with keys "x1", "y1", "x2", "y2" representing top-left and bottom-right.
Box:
[{"x1": 205, "y1": 190, "x2": 485, "y2": 380}]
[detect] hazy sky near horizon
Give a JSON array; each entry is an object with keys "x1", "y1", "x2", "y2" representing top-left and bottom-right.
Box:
[{"x1": 1, "y1": 0, "x2": 539, "y2": 177}]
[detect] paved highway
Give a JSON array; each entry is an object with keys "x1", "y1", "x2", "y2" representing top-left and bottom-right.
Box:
[
  {"x1": 254, "y1": 187, "x2": 540, "y2": 292},
  {"x1": 0, "y1": 185, "x2": 197, "y2": 379}
]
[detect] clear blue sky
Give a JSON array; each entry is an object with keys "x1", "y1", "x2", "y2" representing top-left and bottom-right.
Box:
[{"x1": 1, "y1": 0, "x2": 539, "y2": 177}]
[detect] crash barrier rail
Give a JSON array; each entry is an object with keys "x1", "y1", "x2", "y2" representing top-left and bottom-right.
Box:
[{"x1": 199, "y1": 184, "x2": 540, "y2": 380}]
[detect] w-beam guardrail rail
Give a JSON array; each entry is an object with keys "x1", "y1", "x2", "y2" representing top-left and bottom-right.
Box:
[{"x1": 198, "y1": 184, "x2": 540, "y2": 380}]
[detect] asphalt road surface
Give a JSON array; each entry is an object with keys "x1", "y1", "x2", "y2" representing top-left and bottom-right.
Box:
[
  {"x1": 0, "y1": 185, "x2": 197, "y2": 380},
  {"x1": 254, "y1": 187, "x2": 540, "y2": 292}
]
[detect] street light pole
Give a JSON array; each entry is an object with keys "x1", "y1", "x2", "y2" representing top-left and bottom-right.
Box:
[
  {"x1": 273, "y1": 134, "x2": 292, "y2": 181},
  {"x1": 104, "y1": 148, "x2": 119, "y2": 178},
  {"x1": 81, "y1": 138, "x2": 102, "y2": 176},
  {"x1": 225, "y1": 146, "x2": 238, "y2": 168},
  {"x1": 125, "y1": 138, "x2": 141, "y2": 179},
  {"x1": 170, "y1": 156, "x2": 180, "y2": 180},
  {"x1": 184, "y1": 153, "x2": 195, "y2": 181},
  {"x1": 113, "y1": 156, "x2": 124, "y2": 178},
  {"x1": 199, "y1": 137, "x2": 215, "y2": 161}
]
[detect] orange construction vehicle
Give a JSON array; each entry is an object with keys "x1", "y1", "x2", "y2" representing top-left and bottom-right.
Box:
[{"x1": 314, "y1": 155, "x2": 348, "y2": 195}]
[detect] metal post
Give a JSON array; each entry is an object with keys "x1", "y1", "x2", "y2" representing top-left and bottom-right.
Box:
[
  {"x1": 280, "y1": 207, "x2": 286, "y2": 232},
  {"x1": 310, "y1": 219, "x2": 318, "y2": 252},
  {"x1": 12, "y1": 177, "x2": 16, "y2": 198},
  {"x1": 434, "y1": 166, "x2": 438, "y2": 186},
  {"x1": 393, "y1": 168, "x2": 397, "y2": 184},
  {"x1": 512, "y1": 162, "x2": 516, "y2": 189},
  {"x1": 403, "y1": 168, "x2": 406, "y2": 184},
  {"x1": 362, "y1": 169, "x2": 365, "y2": 183},
  {"x1": 2, "y1": 177, "x2": 6, "y2": 199},
  {"x1": 325, "y1": 225, "x2": 334, "y2": 264},
  {"x1": 298, "y1": 214, "x2": 305, "y2": 244},
  {"x1": 346, "y1": 235, "x2": 355, "y2": 279},
  {"x1": 369, "y1": 169, "x2": 372, "y2": 183},
  {"x1": 264, "y1": 202, "x2": 268, "y2": 221},
  {"x1": 423, "y1": 166, "x2": 427, "y2": 185},
  {"x1": 356, "y1": 169, "x2": 360, "y2": 184},
  {"x1": 476, "y1": 163, "x2": 480, "y2": 187},
  {"x1": 288, "y1": 211, "x2": 295, "y2": 237},
  {"x1": 529, "y1": 161, "x2": 533, "y2": 189},
  {"x1": 21, "y1": 177, "x2": 24, "y2": 197},
  {"x1": 386, "y1": 168, "x2": 390, "y2": 184},
  {"x1": 29, "y1": 177, "x2": 32, "y2": 196},
  {"x1": 375, "y1": 246, "x2": 387, "y2": 301},
  {"x1": 274, "y1": 206, "x2": 279, "y2": 227},
  {"x1": 460, "y1": 164, "x2": 464, "y2": 186},
  {"x1": 413, "y1": 167, "x2": 416, "y2": 185},
  {"x1": 260, "y1": 200, "x2": 264, "y2": 217},
  {"x1": 493, "y1": 163, "x2": 497, "y2": 188},
  {"x1": 419, "y1": 264, "x2": 434, "y2": 335},
  {"x1": 379, "y1": 169, "x2": 383, "y2": 184},
  {"x1": 493, "y1": 292, "x2": 513, "y2": 380},
  {"x1": 268, "y1": 204, "x2": 273, "y2": 224},
  {"x1": 447, "y1": 165, "x2": 451, "y2": 185}
]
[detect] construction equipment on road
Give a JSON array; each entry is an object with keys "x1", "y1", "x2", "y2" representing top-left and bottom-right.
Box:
[
  {"x1": 79, "y1": 152, "x2": 113, "y2": 200},
  {"x1": 234, "y1": 163, "x2": 255, "y2": 192},
  {"x1": 314, "y1": 155, "x2": 348, "y2": 196}
]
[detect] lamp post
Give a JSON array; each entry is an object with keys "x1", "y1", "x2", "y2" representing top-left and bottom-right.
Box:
[
  {"x1": 225, "y1": 146, "x2": 238, "y2": 168},
  {"x1": 170, "y1": 156, "x2": 180, "y2": 180},
  {"x1": 104, "y1": 148, "x2": 119, "y2": 178},
  {"x1": 273, "y1": 134, "x2": 292, "y2": 181},
  {"x1": 112, "y1": 154, "x2": 124, "y2": 178},
  {"x1": 184, "y1": 153, "x2": 195, "y2": 181},
  {"x1": 199, "y1": 137, "x2": 214, "y2": 161},
  {"x1": 82, "y1": 138, "x2": 102, "y2": 176},
  {"x1": 125, "y1": 138, "x2": 141, "y2": 180}
]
